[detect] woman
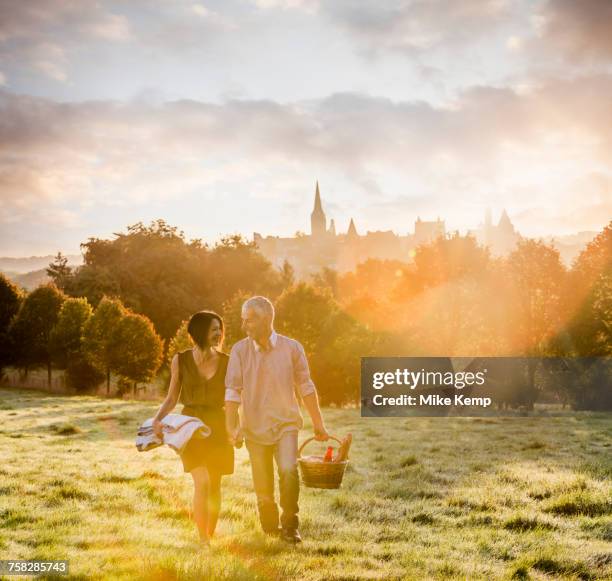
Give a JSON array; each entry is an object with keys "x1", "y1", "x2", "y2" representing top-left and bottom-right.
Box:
[{"x1": 152, "y1": 311, "x2": 234, "y2": 546}]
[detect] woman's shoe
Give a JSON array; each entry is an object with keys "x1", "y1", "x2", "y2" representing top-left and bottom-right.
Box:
[
  {"x1": 264, "y1": 526, "x2": 282, "y2": 537},
  {"x1": 187, "y1": 537, "x2": 210, "y2": 551}
]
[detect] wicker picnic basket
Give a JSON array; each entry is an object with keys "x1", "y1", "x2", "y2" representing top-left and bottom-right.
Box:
[{"x1": 298, "y1": 435, "x2": 350, "y2": 489}]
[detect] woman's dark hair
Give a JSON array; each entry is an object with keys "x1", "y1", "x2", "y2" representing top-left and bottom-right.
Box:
[{"x1": 187, "y1": 310, "x2": 224, "y2": 349}]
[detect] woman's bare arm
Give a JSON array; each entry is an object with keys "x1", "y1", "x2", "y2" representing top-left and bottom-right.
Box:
[{"x1": 153, "y1": 354, "x2": 181, "y2": 436}]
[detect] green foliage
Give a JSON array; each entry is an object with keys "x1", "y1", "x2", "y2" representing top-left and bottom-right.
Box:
[
  {"x1": 567, "y1": 224, "x2": 612, "y2": 356},
  {"x1": 209, "y1": 234, "x2": 286, "y2": 307},
  {"x1": 311, "y1": 266, "x2": 339, "y2": 299},
  {"x1": 46, "y1": 296, "x2": 101, "y2": 393},
  {"x1": 0, "y1": 219, "x2": 610, "y2": 408},
  {"x1": 276, "y1": 283, "x2": 378, "y2": 404},
  {"x1": 46, "y1": 252, "x2": 73, "y2": 291},
  {"x1": 49, "y1": 297, "x2": 93, "y2": 368},
  {"x1": 113, "y1": 312, "x2": 164, "y2": 385},
  {"x1": 0, "y1": 273, "x2": 23, "y2": 332},
  {"x1": 82, "y1": 296, "x2": 163, "y2": 394},
  {"x1": 61, "y1": 221, "x2": 286, "y2": 340},
  {"x1": 276, "y1": 282, "x2": 338, "y2": 354},
  {"x1": 591, "y1": 272, "x2": 612, "y2": 355},
  {"x1": 413, "y1": 232, "x2": 490, "y2": 287},
  {"x1": 65, "y1": 356, "x2": 105, "y2": 393},
  {"x1": 0, "y1": 274, "x2": 24, "y2": 370},
  {"x1": 82, "y1": 296, "x2": 126, "y2": 392},
  {"x1": 504, "y1": 239, "x2": 566, "y2": 356},
  {"x1": 221, "y1": 290, "x2": 251, "y2": 349},
  {"x1": 166, "y1": 319, "x2": 192, "y2": 366},
  {"x1": 9, "y1": 284, "x2": 66, "y2": 379}
]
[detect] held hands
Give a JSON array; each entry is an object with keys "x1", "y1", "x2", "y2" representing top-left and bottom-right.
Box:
[{"x1": 228, "y1": 427, "x2": 244, "y2": 448}]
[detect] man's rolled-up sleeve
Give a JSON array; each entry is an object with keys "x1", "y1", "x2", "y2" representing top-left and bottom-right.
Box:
[
  {"x1": 293, "y1": 341, "x2": 316, "y2": 397},
  {"x1": 225, "y1": 345, "x2": 243, "y2": 403}
]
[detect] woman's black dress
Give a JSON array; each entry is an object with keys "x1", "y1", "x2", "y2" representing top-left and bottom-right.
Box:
[{"x1": 178, "y1": 349, "x2": 234, "y2": 475}]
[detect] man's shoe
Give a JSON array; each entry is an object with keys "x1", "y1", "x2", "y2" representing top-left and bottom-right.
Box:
[{"x1": 280, "y1": 528, "x2": 302, "y2": 544}]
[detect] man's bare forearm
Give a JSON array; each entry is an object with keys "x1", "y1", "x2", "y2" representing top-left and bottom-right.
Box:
[
  {"x1": 302, "y1": 391, "x2": 325, "y2": 430},
  {"x1": 225, "y1": 401, "x2": 240, "y2": 433}
]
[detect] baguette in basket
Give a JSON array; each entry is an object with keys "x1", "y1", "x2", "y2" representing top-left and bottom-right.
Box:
[{"x1": 334, "y1": 433, "x2": 352, "y2": 462}]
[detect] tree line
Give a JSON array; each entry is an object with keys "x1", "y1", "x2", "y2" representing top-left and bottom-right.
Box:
[
  {"x1": 0, "y1": 282, "x2": 163, "y2": 397},
  {"x1": 1, "y1": 218, "x2": 610, "y2": 408}
]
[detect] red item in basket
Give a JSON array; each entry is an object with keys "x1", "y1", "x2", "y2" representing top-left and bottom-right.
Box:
[{"x1": 323, "y1": 446, "x2": 334, "y2": 462}]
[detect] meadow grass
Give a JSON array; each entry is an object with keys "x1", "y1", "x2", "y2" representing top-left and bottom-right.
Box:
[{"x1": 0, "y1": 387, "x2": 610, "y2": 580}]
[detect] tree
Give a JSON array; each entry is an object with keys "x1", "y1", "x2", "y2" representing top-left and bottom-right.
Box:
[
  {"x1": 66, "y1": 220, "x2": 208, "y2": 338},
  {"x1": 396, "y1": 277, "x2": 495, "y2": 356},
  {"x1": 221, "y1": 290, "x2": 251, "y2": 349},
  {"x1": 500, "y1": 239, "x2": 567, "y2": 408},
  {"x1": 412, "y1": 232, "x2": 490, "y2": 288},
  {"x1": 59, "y1": 221, "x2": 287, "y2": 342},
  {"x1": 565, "y1": 222, "x2": 612, "y2": 356},
  {"x1": 591, "y1": 273, "x2": 612, "y2": 355},
  {"x1": 337, "y1": 260, "x2": 413, "y2": 334},
  {"x1": 504, "y1": 239, "x2": 567, "y2": 356},
  {"x1": 0, "y1": 274, "x2": 24, "y2": 373},
  {"x1": 50, "y1": 297, "x2": 93, "y2": 368},
  {"x1": 48, "y1": 296, "x2": 103, "y2": 393},
  {"x1": 279, "y1": 260, "x2": 295, "y2": 289},
  {"x1": 311, "y1": 267, "x2": 339, "y2": 300},
  {"x1": 46, "y1": 252, "x2": 73, "y2": 291},
  {"x1": 113, "y1": 312, "x2": 163, "y2": 397},
  {"x1": 275, "y1": 282, "x2": 378, "y2": 405},
  {"x1": 65, "y1": 358, "x2": 105, "y2": 393},
  {"x1": 276, "y1": 283, "x2": 339, "y2": 355},
  {"x1": 166, "y1": 319, "x2": 192, "y2": 366},
  {"x1": 9, "y1": 284, "x2": 66, "y2": 385},
  {"x1": 208, "y1": 234, "x2": 285, "y2": 307},
  {"x1": 82, "y1": 297, "x2": 126, "y2": 394}
]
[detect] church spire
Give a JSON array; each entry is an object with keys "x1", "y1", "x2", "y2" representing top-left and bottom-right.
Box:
[
  {"x1": 347, "y1": 218, "x2": 358, "y2": 238},
  {"x1": 310, "y1": 180, "x2": 326, "y2": 238},
  {"x1": 314, "y1": 181, "x2": 323, "y2": 213},
  {"x1": 498, "y1": 209, "x2": 513, "y2": 231},
  {"x1": 328, "y1": 218, "x2": 336, "y2": 236}
]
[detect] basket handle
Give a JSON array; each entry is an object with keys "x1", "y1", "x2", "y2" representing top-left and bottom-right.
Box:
[{"x1": 298, "y1": 435, "x2": 343, "y2": 458}]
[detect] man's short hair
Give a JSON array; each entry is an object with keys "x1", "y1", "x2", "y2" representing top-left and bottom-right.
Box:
[{"x1": 242, "y1": 296, "x2": 275, "y2": 322}]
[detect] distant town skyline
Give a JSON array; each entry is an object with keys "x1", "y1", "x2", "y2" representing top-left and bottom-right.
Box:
[
  {"x1": 0, "y1": 183, "x2": 597, "y2": 293},
  {"x1": 253, "y1": 182, "x2": 596, "y2": 278},
  {"x1": 0, "y1": 180, "x2": 601, "y2": 259},
  {"x1": 1, "y1": 1, "x2": 611, "y2": 255}
]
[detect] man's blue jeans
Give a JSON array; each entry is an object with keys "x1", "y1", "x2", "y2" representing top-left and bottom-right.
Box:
[{"x1": 245, "y1": 431, "x2": 300, "y2": 532}]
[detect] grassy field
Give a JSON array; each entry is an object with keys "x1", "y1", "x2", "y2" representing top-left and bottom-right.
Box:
[{"x1": 0, "y1": 387, "x2": 610, "y2": 580}]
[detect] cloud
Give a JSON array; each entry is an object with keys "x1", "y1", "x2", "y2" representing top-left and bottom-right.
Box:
[
  {"x1": 251, "y1": 0, "x2": 318, "y2": 11},
  {"x1": 317, "y1": 0, "x2": 514, "y2": 56},
  {"x1": 0, "y1": 0, "x2": 235, "y2": 84},
  {"x1": 531, "y1": 0, "x2": 612, "y2": 65},
  {"x1": 0, "y1": 0, "x2": 131, "y2": 81},
  {"x1": 0, "y1": 0, "x2": 131, "y2": 43},
  {"x1": 0, "y1": 73, "x2": 611, "y2": 239}
]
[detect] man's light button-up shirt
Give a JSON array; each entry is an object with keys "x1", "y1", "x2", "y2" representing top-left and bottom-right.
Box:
[{"x1": 224, "y1": 330, "x2": 317, "y2": 445}]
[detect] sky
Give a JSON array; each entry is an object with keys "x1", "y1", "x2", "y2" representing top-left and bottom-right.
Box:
[{"x1": 0, "y1": 0, "x2": 611, "y2": 255}]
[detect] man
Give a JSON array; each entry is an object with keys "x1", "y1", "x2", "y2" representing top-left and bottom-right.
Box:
[{"x1": 225, "y1": 295, "x2": 329, "y2": 543}]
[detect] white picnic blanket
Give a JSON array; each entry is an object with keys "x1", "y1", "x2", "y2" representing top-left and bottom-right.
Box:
[{"x1": 136, "y1": 414, "x2": 211, "y2": 454}]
